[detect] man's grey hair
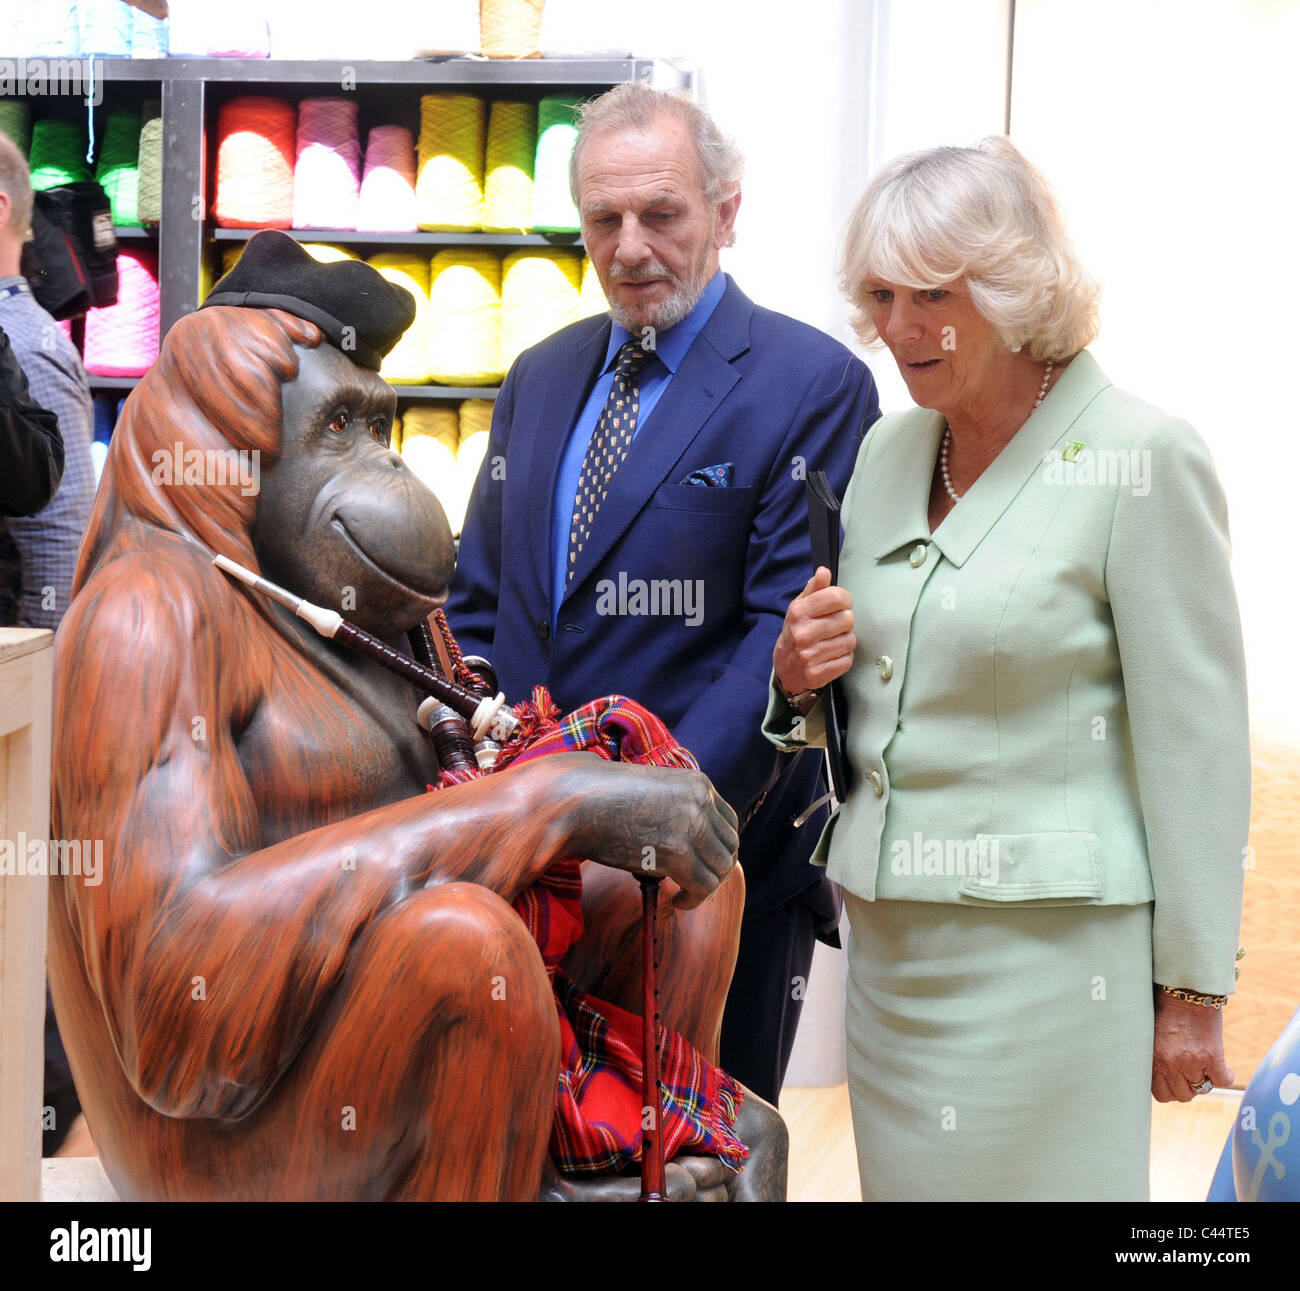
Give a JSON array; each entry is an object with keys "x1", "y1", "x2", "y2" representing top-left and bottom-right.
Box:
[
  {"x1": 0, "y1": 130, "x2": 34, "y2": 240},
  {"x1": 568, "y1": 82, "x2": 744, "y2": 210}
]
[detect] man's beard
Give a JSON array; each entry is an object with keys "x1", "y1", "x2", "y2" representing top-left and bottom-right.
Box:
[{"x1": 606, "y1": 256, "x2": 713, "y2": 334}]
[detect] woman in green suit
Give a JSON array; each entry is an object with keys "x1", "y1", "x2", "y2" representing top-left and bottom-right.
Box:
[{"x1": 765, "y1": 138, "x2": 1249, "y2": 1201}]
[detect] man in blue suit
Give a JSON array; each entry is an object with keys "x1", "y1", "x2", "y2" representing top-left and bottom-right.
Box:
[{"x1": 447, "y1": 83, "x2": 880, "y2": 1104}]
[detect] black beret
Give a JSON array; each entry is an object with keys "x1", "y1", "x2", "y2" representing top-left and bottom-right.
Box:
[{"x1": 201, "y1": 230, "x2": 416, "y2": 371}]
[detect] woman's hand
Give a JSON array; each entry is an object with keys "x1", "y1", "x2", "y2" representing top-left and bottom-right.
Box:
[
  {"x1": 1151, "y1": 990, "x2": 1235, "y2": 1102},
  {"x1": 773, "y1": 566, "x2": 856, "y2": 696}
]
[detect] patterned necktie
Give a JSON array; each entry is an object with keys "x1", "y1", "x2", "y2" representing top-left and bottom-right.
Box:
[{"x1": 566, "y1": 339, "x2": 654, "y2": 585}]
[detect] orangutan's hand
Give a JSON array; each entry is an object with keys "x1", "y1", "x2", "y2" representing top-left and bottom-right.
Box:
[{"x1": 554, "y1": 756, "x2": 738, "y2": 910}]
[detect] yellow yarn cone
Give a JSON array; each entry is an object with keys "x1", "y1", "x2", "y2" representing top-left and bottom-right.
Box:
[
  {"x1": 481, "y1": 100, "x2": 537, "y2": 232},
  {"x1": 457, "y1": 398, "x2": 494, "y2": 442},
  {"x1": 499, "y1": 248, "x2": 582, "y2": 374},
  {"x1": 303, "y1": 244, "x2": 356, "y2": 263},
  {"x1": 577, "y1": 255, "x2": 608, "y2": 319},
  {"x1": 480, "y1": 0, "x2": 546, "y2": 59},
  {"x1": 368, "y1": 253, "x2": 432, "y2": 384},
  {"x1": 399, "y1": 405, "x2": 463, "y2": 530},
  {"x1": 416, "y1": 94, "x2": 486, "y2": 232},
  {"x1": 456, "y1": 397, "x2": 494, "y2": 508},
  {"x1": 427, "y1": 249, "x2": 503, "y2": 386}
]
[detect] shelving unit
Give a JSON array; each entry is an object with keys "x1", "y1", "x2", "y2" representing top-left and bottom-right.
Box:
[
  {"x1": 3, "y1": 55, "x2": 689, "y2": 408},
  {"x1": 210, "y1": 228, "x2": 583, "y2": 249}
]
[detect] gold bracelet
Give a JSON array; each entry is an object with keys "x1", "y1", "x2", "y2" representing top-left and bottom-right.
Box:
[{"x1": 1159, "y1": 985, "x2": 1227, "y2": 1010}]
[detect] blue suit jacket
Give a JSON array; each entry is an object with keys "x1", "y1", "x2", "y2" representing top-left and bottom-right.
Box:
[{"x1": 446, "y1": 275, "x2": 880, "y2": 916}]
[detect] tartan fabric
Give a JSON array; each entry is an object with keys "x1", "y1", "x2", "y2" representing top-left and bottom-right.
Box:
[{"x1": 429, "y1": 686, "x2": 748, "y2": 1175}]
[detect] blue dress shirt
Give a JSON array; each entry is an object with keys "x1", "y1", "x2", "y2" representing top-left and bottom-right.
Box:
[{"x1": 549, "y1": 269, "x2": 728, "y2": 619}]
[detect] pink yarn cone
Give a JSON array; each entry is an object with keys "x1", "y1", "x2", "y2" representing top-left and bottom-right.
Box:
[
  {"x1": 358, "y1": 125, "x2": 418, "y2": 233},
  {"x1": 84, "y1": 249, "x2": 160, "y2": 378},
  {"x1": 293, "y1": 98, "x2": 362, "y2": 231}
]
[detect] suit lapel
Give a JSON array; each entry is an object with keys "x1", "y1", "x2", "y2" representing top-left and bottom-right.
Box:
[
  {"x1": 870, "y1": 410, "x2": 945, "y2": 558},
  {"x1": 932, "y1": 351, "x2": 1112, "y2": 567},
  {"x1": 517, "y1": 315, "x2": 610, "y2": 612},
  {"x1": 559, "y1": 277, "x2": 753, "y2": 604},
  {"x1": 870, "y1": 351, "x2": 1114, "y2": 568}
]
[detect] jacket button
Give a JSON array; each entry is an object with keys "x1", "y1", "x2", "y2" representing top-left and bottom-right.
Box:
[
  {"x1": 870, "y1": 769, "x2": 884, "y2": 796},
  {"x1": 536, "y1": 618, "x2": 550, "y2": 640},
  {"x1": 909, "y1": 543, "x2": 928, "y2": 568},
  {"x1": 877, "y1": 654, "x2": 893, "y2": 681}
]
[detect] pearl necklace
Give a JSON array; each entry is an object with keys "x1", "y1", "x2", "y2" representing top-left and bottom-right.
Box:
[{"x1": 940, "y1": 360, "x2": 1055, "y2": 504}]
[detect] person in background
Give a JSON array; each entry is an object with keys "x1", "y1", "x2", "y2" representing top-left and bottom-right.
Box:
[
  {"x1": 766, "y1": 137, "x2": 1249, "y2": 1200},
  {"x1": 0, "y1": 129, "x2": 95, "y2": 631},
  {"x1": 0, "y1": 322, "x2": 63, "y2": 516},
  {"x1": 447, "y1": 83, "x2": 881, "y2": 1105},
  {"x1": 0, "y1": 128, "x2": 96, "y2": 1156}
]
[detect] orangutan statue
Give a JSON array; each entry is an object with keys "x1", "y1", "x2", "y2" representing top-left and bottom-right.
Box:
[{"x1": 46, "y1": 232, "x2": 786, "y2": 1202}]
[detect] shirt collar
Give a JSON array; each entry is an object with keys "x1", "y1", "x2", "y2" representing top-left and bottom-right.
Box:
[
  {"x1": 0, "y1": 276, "x2": 32, "y2": 297},
  {"x1": 602, "y1": 270, "x2": 727, "y2": 374}
]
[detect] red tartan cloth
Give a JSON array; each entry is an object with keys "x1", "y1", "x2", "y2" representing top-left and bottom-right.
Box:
[{"x1": 429, "y1": 686, "x2": 748, "y2": 1175}]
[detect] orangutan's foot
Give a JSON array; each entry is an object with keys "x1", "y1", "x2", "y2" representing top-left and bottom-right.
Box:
[
  {"x1": 537, "y1": 1086, "x2": 787, "y2": 1201},
  {"x1": 725, "y1": 1086, "x2": 788, "y2": 1201}
]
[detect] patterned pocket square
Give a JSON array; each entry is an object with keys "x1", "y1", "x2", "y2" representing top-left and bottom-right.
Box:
[{"x1": 681, "y1": 462, "x2": 733, "y2": 487}]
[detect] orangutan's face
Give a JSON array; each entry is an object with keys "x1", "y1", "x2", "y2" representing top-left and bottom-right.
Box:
[{"x1": 252, "y1": 343, "x2": 455, "y2": 638}]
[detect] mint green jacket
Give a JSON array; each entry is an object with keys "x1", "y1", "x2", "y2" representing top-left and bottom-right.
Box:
[{"x1": 763, "y1": 351, "x2": 1249, "y2": 995}]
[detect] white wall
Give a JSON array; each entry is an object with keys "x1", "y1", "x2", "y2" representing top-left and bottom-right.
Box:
[{"x1": 1010, "y1": 0, "x2": 1300, "y2": 745}]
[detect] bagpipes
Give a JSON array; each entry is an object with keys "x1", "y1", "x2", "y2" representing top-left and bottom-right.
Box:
[{"x1": 212, "y1": 554, "x2": 669, "y2": 1200}]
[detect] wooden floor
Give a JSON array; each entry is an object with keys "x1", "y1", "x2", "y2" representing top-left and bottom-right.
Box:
[
  {"x1": 46, "y1": 1085, "x2": 1241, "y2": 1202},
  {"x1": 782, "y1": 1083, "x2": 1241, "y2": 1202}
]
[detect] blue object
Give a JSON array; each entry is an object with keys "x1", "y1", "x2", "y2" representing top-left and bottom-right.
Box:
[
  {"x1": 130, "y1": 6, "x2": 169, "y2": 57},
  {"x1": 76, "y1": 0, "x2": 133, "y2": 57},
  {"x1": 92, "y1": 394, "x2": 116, "y2": 444},
  {"x1": 1207, "y1": 1002, "x2": 1300, "y2": 1200}
]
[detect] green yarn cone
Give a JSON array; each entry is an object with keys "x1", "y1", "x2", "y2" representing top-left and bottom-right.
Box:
[
  {"x1": 28, "y1": 120, "x2": 92, "y2": 191},
  {"x1": 96, "y1": 108, "x2": 143, "y2": 228},
  {"x1": 532, "y1": 97, "x2": 582, "y2": 233},
  {"x1": 0, "y1": 101, "x2": 32, "y2": 156}
]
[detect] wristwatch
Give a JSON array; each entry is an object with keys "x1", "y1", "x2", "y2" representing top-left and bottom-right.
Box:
[{"x1": 778, "y1": 681, "x2": 821, "y2": 716}]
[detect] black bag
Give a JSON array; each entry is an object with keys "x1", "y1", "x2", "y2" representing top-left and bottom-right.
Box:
[{"x1": 21, "y1": 182, "x2": 119, "y2": 320}]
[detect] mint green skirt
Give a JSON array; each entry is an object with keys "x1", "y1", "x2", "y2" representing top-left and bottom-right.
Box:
[{"x1": 843, "y1": 895, "x2": 1154, "y2": 1201}]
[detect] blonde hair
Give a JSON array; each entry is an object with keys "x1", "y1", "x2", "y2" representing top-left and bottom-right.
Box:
[{"x1": 839, "y1": 137, "x2": 1099, "y2": 361}]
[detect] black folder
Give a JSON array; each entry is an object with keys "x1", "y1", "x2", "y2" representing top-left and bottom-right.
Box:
[{"x1": 805, "y1": 471, "x2": 851, "y2": 805}]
